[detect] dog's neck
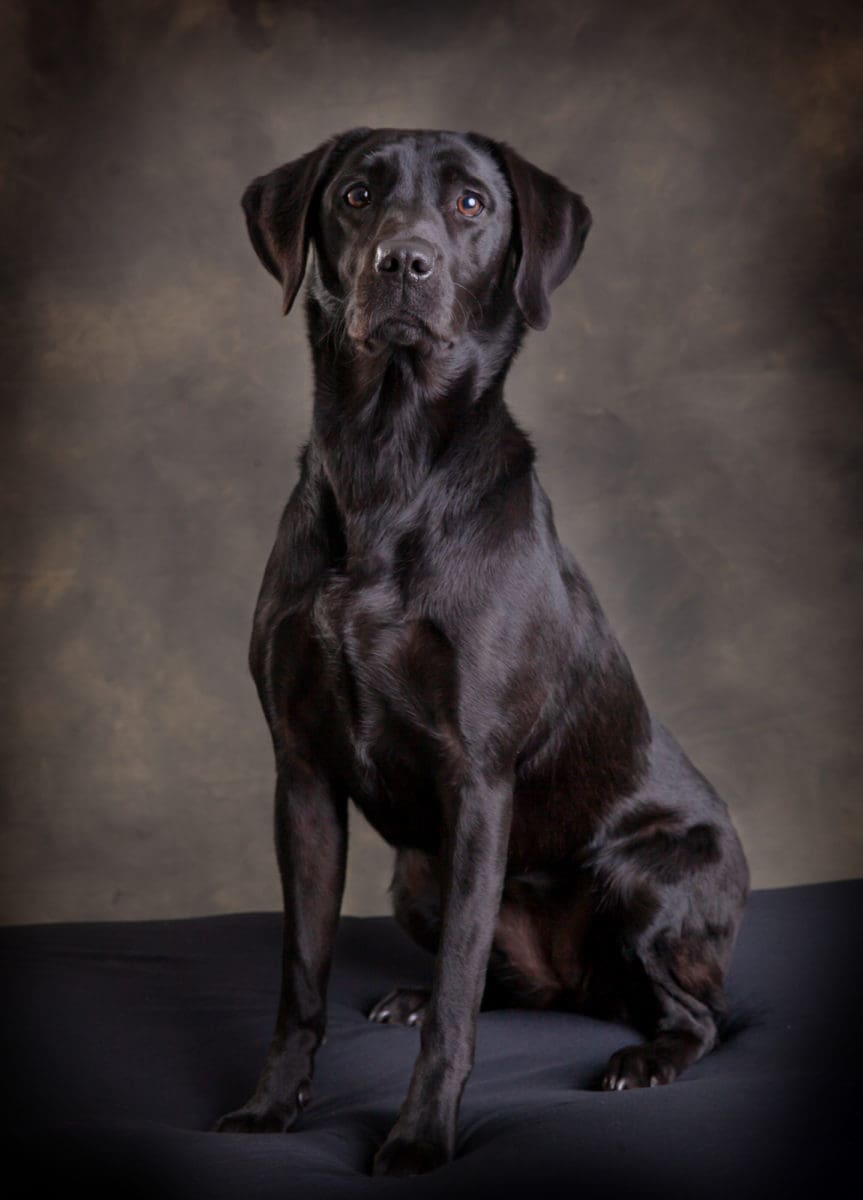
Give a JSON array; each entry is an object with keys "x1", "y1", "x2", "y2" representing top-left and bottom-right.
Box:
[{"x1": 303, "y1": 291, "x2": 531, "y2": 524}]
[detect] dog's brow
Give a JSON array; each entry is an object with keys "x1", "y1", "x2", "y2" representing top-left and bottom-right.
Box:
[
  {"x1": 455, "y1": 172, "x2": 490, "y2": 194},
  {"x1": 354, "y1": 151, "x2": 391, "y2": 172},
  {"x1": 432, "y1": 155, "x2": 491, "y2": 191},
  {"x1": 432, "y1": 152, "x2": 477, "y2": 173}
]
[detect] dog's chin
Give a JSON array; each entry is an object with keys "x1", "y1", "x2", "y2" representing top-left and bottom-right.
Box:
[{"x1": 354, "y1": 316, "x2": 454, "y2": 356}]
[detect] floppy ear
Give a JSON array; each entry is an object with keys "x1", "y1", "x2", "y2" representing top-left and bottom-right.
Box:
[
  {"x1": 242, "y1": 128, "x2": 371, "y2": 316},
  {"x1": 483, "y1": 140, "x2": 592, "y2": 331}
]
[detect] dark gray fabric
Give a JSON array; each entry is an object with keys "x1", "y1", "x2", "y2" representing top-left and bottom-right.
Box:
[{"x1": 5, "y1": 880, "x2": 861, "y2": 1197}]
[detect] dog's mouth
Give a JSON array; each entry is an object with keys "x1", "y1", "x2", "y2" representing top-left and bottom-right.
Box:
[
  {"x1": 348, "y1": 309, "x2": 455, "y2": 355},
  {"x1": 369, "y1": 316, "x2": 439, "y2": 347}
]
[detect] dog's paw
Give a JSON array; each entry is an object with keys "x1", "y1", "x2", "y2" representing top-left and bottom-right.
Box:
[
  {"x1": 601, "y1": 1044, "x2": 679, "y2": 1091},
  {"x1": 368, "y1": 986, "x2": 430, "y2": 1027},
  {"x1": 213, "y1": 1084, "x2": 310, "y2": 1134},
  {"x1": 372, "y1": 1134, "x2": 449, "y2": 1177}
]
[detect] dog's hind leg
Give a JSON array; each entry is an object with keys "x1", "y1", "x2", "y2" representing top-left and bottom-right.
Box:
[
  {"x1": 592, "y1": 869, "x2": 742, "y2": 1090},
  {"x1": 590, "y1": 766, "x2": 748, "y2": 1089},
  {"x1": 371, "y1": 853, "x2": 583, "y2": 1026},
  {"x1": 390, "y1": 848, "x2": 444, "y2": 954},
  {"x1": 368, "y1": 849, "x2": 440, "y2": 1027},
  {"x1": 599, "y1": 939, "x2": 722, "y2": 1089}
]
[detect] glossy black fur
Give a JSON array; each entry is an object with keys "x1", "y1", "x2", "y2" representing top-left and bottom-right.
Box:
[{"x1": 214, "y1": 128, "x2": 750, "y2": 1177}]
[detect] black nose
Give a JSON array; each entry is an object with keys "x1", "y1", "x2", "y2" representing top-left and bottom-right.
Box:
[{"x1": 374, "y1": 238, "x2": 435, "y2": 280}]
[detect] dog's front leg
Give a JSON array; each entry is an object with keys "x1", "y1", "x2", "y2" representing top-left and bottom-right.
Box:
[
  {"x1": 215, "y1": 760, "x2": 347, "y2": 1133},
  {"x1": 373, "y1": 772, "x2": 513, "y2": 1176}
]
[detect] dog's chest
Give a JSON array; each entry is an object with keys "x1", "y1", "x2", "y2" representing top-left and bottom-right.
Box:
[{"x1": 307, "y1": 559, "x2": 456, "y2": 847}]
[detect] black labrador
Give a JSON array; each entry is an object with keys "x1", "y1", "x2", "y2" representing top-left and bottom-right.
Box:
[{"x1": 215, "y1": 128, "x2": 750, "y2": 1177}]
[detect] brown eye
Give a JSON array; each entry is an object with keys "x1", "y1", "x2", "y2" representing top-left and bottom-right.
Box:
[
  {"x1": 456, "y1": 191, "x2": 484, "y2": 217},
  {"x1": 345, "y1": 185, "x2": 371, "y2": 209}
]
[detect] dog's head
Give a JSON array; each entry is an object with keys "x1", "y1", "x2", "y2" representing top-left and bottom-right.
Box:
[{"x1": 242, "y1": 128, "x2": 591, "y2": 352}]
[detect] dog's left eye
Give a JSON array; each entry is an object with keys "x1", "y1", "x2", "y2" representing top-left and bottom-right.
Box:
[
  {"x1": 456, "y1": 192, "x2": 484, "y2": 217},
  {"x1": 345, "y1": 185, "x2": 371, "y2": 209}
]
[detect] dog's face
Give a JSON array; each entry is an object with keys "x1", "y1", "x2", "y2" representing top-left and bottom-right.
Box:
[
  {"x1": 242, "y1": 128, "x2": 591, "y2": 351},
  {"x1": 316, "y1": 130, "x2": 514, "y2": 353}
]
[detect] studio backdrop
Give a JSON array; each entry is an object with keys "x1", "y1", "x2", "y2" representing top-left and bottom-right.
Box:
[{"x1": 1, "y1": 0, "x2": 861, "y2": 924}]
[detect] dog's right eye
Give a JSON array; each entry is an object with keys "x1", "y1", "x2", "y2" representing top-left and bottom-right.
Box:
[{"x1": 345, "y1": 185, "x2": 371, "y2": 209}]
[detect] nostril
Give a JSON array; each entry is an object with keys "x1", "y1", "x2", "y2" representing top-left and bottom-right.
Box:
[
  {"x1": 410, "y1": 254, "x2": 433, "y2": 278},
  {"x1": 375, "y1": 249, "x2": 400, "y2": 274}
]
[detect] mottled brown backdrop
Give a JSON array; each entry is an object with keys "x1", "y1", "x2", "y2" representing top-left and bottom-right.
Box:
[{"x1": 1, "y1": 0, "x2": 861, "y2": 923}]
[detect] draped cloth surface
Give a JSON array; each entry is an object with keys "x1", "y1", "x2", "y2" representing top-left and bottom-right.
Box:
[{"x1": 5, "y1": 880, "x2": 860, "y2": 1198}]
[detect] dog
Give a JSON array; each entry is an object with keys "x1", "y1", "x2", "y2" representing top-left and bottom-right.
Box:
[{"x1": 214, "y1": 128, "x2": 750, "y2": 1177}]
